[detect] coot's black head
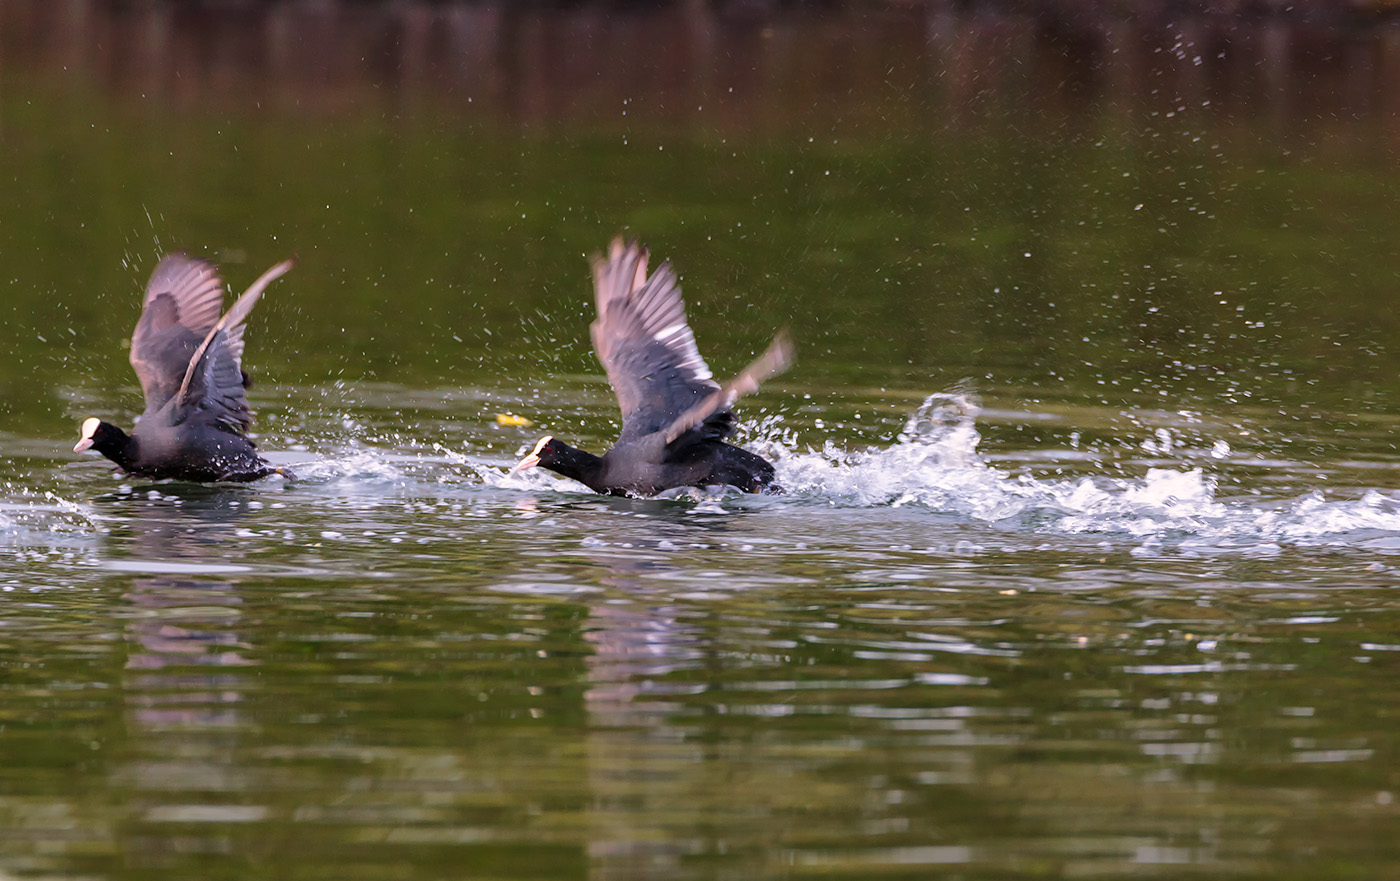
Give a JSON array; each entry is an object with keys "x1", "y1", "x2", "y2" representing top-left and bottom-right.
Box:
[
  {"x1": 74, "y1": 417, "x2": 134, "y2": 462},
  {"x1": 515, "y1": 435, "x2": 567, "y2": 471},
  {"x1": 513, "y1": 435, "x2": 606, "y2": 492}
]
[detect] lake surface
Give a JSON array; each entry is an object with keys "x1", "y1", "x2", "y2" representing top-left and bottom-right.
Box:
[{"x1": 4, "y1": 4, "x2": 1400, "y2": 879}]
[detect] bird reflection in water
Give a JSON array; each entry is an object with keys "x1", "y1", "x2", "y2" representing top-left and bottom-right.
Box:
[
  {"x1": 115, "y1": 486, "x2": 258, "y2": 730},
  {"x1": 511, "y1": 493, "x2": 749, "y2": 876}
]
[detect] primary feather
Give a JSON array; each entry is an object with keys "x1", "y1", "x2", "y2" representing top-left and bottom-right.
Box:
[
  {"x1": 589, "y1": 239, "x2": 725, "y2": 444},
  {"x1": 175, "y1": 259, "x2": 294, "y2": 431},
  {"x1": 129, "y1": 255, "x2": 226, "y2": 418}
]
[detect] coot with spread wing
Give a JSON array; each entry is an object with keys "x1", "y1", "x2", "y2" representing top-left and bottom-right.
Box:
[
  {"x1": 515, "y1": 238, "x2": 792, "y2": 495},
  {"x1": 74, "y1": 254, "x2": 293, "y2": 482}
]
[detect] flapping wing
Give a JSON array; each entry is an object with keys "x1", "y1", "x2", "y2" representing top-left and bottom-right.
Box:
[
  {"x1": 663, "y1": 329, "x2": 794, "y2": 445},
  {"x1": 589, "y1": 238, "x2": 722, "y2": 442},
  {"x1": 175, "y1": 259, "x2": 294, "y2": 431},
  {"x1": 129, "y1": 255, "x2": 225, "y2": 412}
]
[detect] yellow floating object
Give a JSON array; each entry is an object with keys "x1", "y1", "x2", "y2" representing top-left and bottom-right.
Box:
[{"x1": 495, "y1": 413, "x2": 533, "y2": 427}]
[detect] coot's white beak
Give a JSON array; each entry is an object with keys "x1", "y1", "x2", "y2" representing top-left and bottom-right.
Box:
[
  {"x1": 74, "y1": 417, "x2": 100, "y2": 453},
  {"x1": 510, "y1": 436, "x2": 552, "y2": 474}
]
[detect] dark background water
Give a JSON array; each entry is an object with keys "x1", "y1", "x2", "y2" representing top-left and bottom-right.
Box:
[{"x1": 3, "y1": 3, "x2": 1400, "y2": 879}]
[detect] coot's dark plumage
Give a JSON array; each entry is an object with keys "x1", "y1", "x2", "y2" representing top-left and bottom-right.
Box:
[
  {"x1": 515, "y1": 238, "x2": 792, "y2": 496},
  {"x1": 74, "y1": 254, "x2": 293, "y2": 482}
]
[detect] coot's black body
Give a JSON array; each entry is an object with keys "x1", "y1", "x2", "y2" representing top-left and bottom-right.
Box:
[
  {"x1": 516, "y1": 238, "x2": 791, "y2": 496},
  {"x1": 77, "y1": 415, "x2": 271, "y2": 483},
  {"x1": 74, "y1": 254, "x2": 293, "y2": 482}
]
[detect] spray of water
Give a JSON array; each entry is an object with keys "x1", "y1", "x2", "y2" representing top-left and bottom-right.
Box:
[{"x1": 747, "y1": 393, "x2": 1400, "y2": 552}]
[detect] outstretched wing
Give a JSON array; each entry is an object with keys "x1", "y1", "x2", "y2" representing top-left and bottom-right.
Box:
[
  {"x1": 589, "y1": 238, "x2": 723, "y2": 443},
  {"x1": 129, "y1": 254, "x2": 225, "y2": 413},
  {"x1": 663, "y1": 329, "x2": 794, "y2": 445},
  {"x1": 174, "y1": 259, "x2": 294, "y2": 431}
]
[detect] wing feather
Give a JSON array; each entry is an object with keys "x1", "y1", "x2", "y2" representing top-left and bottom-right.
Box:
[
  {"x1": 175, "y1": 259, "x2": 294, "y2": 430},
  {"x1": 129, "y1": 254, "x2": 224, "y2": 412},
  {"x1": 589, "y1": 238, "x2": 722, "y2": 442},
  {"x1": 663, "y1": 329, "x2": 794, "y2": 445}
]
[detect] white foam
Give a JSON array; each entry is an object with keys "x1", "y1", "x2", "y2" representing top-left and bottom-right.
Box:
[
  {"x1": 276, "y1": 449, "x2": 408, "y2": 484},
  {"x1": 237, "y1": 391, "x2": 1400, "y2": 555},
  {"x1": 0, "y1": 491, "x2": 105, "y2": 558},
  {"x1": 746, "y1": 393, "x2": 1400, "y2": 553}
]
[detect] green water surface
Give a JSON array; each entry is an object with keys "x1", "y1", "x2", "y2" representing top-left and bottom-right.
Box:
[{"x1": 3, "y1": 6, "x2": 1400, "y2": 880}]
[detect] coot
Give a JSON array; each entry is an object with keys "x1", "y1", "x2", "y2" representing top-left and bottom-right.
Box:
[
  {"x1": 514, "y1": 238, "x2": 792, "y2": 495},
  {"x1": 74, "y1": 254, "x2": 293, "y2": 482}
]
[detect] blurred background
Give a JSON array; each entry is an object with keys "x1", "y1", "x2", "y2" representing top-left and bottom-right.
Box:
[{"x1": 4, "y1": 3, "x2": 1400, "y2": 880}]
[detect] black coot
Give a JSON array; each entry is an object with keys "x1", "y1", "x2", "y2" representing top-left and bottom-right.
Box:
[
  {"x1": 74, "y1": 254, "x2": 293, "y2": 482},
  {"x1": 514, "y1": 238, "x2": 792, "y2": 495}
]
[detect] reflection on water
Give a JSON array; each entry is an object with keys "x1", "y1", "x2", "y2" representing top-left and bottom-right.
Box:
[
  {"x1": 3, "y1": 387, "x2": 1400, "y2": 877},
  {"x1": 580, "y1": 552, "x2": 711, "y2": 878},
  {"x1": 119, "y1": 490, "x2": 252, "y2": 696},
  {"x1": 108, "y1": 491, "x2": 258, "y2": 867}
]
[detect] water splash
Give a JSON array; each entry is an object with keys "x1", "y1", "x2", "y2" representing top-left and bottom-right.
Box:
[
  {"x1": 246, "y1": 390, "x2": 1400, "y2": 554},
  {"x1": 0, "y1": 490, "x2": 105, "y2": 575},
  {"x1": 753, "y1": 393, "x2": 1400, "y2": 553},
  {"x1": 0, "y1": 489, "x2": 103, "y2": 536},
  {"x1": 758, "y1": 393, "x2": 1017, "y2": 516},
  {"x1": 269, "y1": 449, "x2": 409, "y2": 485}
]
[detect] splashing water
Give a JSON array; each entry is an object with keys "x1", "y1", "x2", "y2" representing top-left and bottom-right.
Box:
[
  {"x1": 277, "y1": 449, "x2": 410, "y2": 485},
  {"x1": 752, "y1": 393, "x2": 1400, "y2": 553},
  {"x1": 0, "y1": 489, "x2": 105, "y2": 573},
  {"x1": 234, "y1": 391, "x2": 1400, "y2": 555},
  {"x1": 0, "y1": 490, "x2": 103, "y2": 536},
  {"x1": 760, "y1": 393, "x2": 1017, "y2": 516}
]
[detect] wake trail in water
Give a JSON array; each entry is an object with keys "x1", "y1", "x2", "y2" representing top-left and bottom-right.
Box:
[{"x1": 752, "y1": 393, "x2": 1400, "y2": 554}]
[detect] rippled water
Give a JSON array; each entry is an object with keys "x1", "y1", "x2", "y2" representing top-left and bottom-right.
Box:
[
  {"x1": 8, "y1": 382, "x2": 1400, "y2": 877},
  {"x1": 6, "y1": 4, "x2": 1400, "y2": 880}
]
